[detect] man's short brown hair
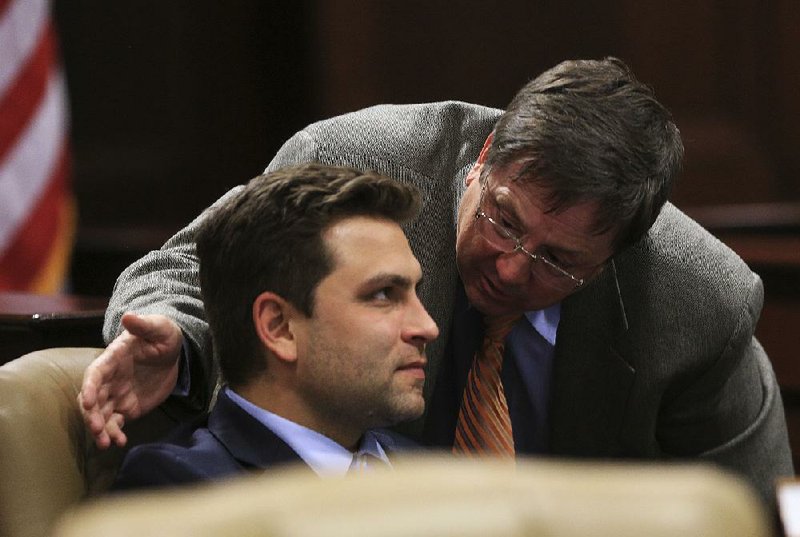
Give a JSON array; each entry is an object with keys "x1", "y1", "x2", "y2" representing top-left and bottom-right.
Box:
[{"x1": 196, "y1": 163, "x2": 421, "y2": 386}]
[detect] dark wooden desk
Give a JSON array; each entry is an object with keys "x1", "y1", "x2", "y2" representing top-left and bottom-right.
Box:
[{"x1": 0, "y1": 292, "x2": 108, "y2": 365}]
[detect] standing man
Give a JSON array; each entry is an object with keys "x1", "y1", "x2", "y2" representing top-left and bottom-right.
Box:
[
  {"x1": 81, "y1": 57, "x2": 792, "y2": 505},
  {"x1": 113, "y1": 164, "x2": 438, "y2": 489}
]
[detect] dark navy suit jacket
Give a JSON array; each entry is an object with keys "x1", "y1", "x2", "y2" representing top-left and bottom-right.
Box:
[{"x1": 113, "y1": 390, "x2": 419, "y2": 491}]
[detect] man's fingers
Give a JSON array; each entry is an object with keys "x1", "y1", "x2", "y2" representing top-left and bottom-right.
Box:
[
  {"x1": 80, "y1": 341, "x2": 129, "y2": 410},
  {"x1": 87, "y1": 409, "x2": 127, "y2": 449},
  {"x1": 89, "y1": 414, "x2": 107, "y2": 436},
  {"x1": 97, "y1": 383, "x2": 111, "y2": 408},
  {"x1": 105, "y1": 413, "x2": 128, "y2": 448},
  {"x1": 79, "y1": 355, "x2": 113, "y2": 409},
  {"x1": 77, "y1": 384, "x2": 109, "y2": 436},
  {"x1": 83, "y1": 396, "x2": 129, "y2": 448},
  {"x1": 97, "y1": 386, "x2": 140, "y2": 421},
  {"x1": 80, "y1": 380, "x2": 132, "y2": 437},
  {"x1": 120, "y1": 312, "x2": 152, "y2": 338},
  {"x1": 79, "y1": 377, "x2": 97, "y2": 409},
  {"x1": 77, "y1": 392, "x2": 99, "y2": 433},
  {"x1": 121, "y1": 314, "x2": 182, "y2": 358},
  {"x1": 122, "y1": 312, "x2": 174, "y2": 342},
  {"x1": 94, "y1": 430, "x2": 111, "y2": 450},
  {"x1": 82, "y1": 403, "x2": 109, "y2": 436}
]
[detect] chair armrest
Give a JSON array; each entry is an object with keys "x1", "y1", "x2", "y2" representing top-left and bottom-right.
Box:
[{"x1": 0, "y1": 347, "x2": 181, "y2": 537}]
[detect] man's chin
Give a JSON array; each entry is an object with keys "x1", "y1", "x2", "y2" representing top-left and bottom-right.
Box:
[
  {"x1": 464, "y1": 281, "x2": 513, "y2": 316},
  {"x1": 387, "y1": 396, "x2": 425, "y2": 425}
]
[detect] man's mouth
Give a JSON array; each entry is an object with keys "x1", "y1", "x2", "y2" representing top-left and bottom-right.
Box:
[
  {"x1": 478, "y1": 272, "x2": 507, "y2": 299},
  {"x1": 397, "y1": 360, "x2": 427, "y2": 380}
]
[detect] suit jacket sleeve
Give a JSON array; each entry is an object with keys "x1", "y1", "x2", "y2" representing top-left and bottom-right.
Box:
[
  {"x1": 656, "y1": 272, "x2": 792, "y2": 505},
  {"x1": 609, "y1": 206, "x2": 792, "y2": 508},
  {"x1": 112, "y1": 444, "x2": 215, "y2": 491}
]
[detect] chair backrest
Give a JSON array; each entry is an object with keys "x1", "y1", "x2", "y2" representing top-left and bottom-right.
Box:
[
  {"x1": 0, "y1": 348, "x2": 179, "y2": 537},
  {"x1": 52, "y1": 456, "x2": 770, "y2": 537}
]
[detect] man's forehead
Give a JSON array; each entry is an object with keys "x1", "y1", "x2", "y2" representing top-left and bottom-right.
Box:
[
  {"x1": 323, "y1": 216, "x2": 420, "y2": 274},
  {"x1": 323, "y1": 216, "x2": 405, "y2": 248},
  {"x1": 497, "y1": 180, "x2": 601, "y2": 231},
  {"x1": 496, "y1": 160, "x2": 620, "y2": 235}
]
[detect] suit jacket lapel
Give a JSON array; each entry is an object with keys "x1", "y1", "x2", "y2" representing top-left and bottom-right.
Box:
[
  {"x1": 550, "y1": 260, "x2": 636, "y2": 457},
  {"x1": 452, "y1": 284, "x2": 484, "y2": 399},
  {"x1": 207, "y1": 390, "x2": 307, "y2": 471}
]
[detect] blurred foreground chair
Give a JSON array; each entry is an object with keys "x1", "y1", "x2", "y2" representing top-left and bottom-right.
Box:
[
  {"x1": 0, "y1": 348, "x2": 182, "y2": 537},
  {"x1": 53, "y1": 456, "x2": 770, "y2": 537}
]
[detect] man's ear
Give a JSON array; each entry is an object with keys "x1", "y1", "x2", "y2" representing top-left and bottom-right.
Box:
[
  {"x1": 477, "y1": 131, "x2": 494, "y2": 164},
  {"x1": 466, "y1": 131, "x2": 495, "y2": 187},
  {"x1": 252, "y1": 292, "x2": 300, "y2": 363}
]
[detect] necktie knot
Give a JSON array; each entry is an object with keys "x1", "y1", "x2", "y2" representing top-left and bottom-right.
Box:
[{"x1": 483, "y1": 314, "x2": 522, "y2": 343}]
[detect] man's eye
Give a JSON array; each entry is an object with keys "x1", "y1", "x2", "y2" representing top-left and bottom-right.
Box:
[
  {"x1": 371, "y1": 288, "x2": 392, "y2": 301},
  {"x1": 499, "y1": 217, "x2": 518, "y2": 233},
  {"x1": 494, "y1": 207, "x2": 520, "y2": 234},
  {"x1": 543, "y1": 250, "x2": 570, "y2": 268},
  {"x1": 495, "y1": 215, "x2": 522, "y2": 240},
  {"x1": 491, "y1": 198, "x2": 518, "y2": 230}
]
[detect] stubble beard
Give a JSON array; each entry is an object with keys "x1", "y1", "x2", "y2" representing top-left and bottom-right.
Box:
[
  {"x1": 301, "y1": 333, "x2": 426, "y2": 437},
  {"x1": 309, "y1": 373, "x2": 425, "y2": 441}
]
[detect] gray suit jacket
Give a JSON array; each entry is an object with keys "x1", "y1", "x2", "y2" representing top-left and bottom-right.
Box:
[{"x1": 104, "y1": 101, "x2": 793, "y2": 506}]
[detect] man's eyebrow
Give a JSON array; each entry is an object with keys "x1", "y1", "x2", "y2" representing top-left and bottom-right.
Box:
[
  {"x1": 360, "y1": 273, "x2": 416, "y2": 290},
  {"x1": 501, "y1": 190, "x2": 594, "y2": 261},
  {"x1": 549, "y1": 245, "x2": 591, "y2": 263}
]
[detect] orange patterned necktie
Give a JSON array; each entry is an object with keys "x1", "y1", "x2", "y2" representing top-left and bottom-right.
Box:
[{"x1": 453, "y1": 314, "x2": 520, "y2": 457}]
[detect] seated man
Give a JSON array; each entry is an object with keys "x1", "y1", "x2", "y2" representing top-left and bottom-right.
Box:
[{"x1": 113, "y1": 164, "x2": 439, "y2": 489}]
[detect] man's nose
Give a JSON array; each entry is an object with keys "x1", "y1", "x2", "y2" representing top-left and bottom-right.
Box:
[
  {"x1": 495, "y1": 248, "x2": 532, "y2": 287},
  {"x1": 404, "y1": 297, "x2": 439, "y2": 347}
]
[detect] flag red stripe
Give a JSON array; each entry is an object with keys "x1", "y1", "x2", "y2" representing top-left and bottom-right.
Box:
[
  {"x1": 0, "y1": 22, "x2": 54, "y2": 163},
  {"x1": 0, "y1": 146, "x2": 70, "y2": 290}
]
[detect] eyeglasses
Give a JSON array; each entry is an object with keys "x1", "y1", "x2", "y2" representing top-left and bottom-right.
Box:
[{"x1": 474, "y1": 183, "x2": 586, "y2": 291}]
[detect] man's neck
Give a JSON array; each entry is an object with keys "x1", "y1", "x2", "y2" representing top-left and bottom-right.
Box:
[{"x1": 233, "y1": 381, "x2": 363, "y2": 451}]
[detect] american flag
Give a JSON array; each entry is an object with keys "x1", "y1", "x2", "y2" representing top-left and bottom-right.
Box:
[{"x1": 0, "y1": 0, "x2": 73, "y2": 293}]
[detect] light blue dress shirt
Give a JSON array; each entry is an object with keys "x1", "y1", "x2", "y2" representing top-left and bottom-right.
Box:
[{"x1": 224, "y1": 387, "x2": 389, "y2": 476}]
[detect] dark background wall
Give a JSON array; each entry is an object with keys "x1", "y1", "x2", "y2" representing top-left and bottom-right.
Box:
[{"x1": 52, "y1": 0, "x2": 800, "y2": 296}]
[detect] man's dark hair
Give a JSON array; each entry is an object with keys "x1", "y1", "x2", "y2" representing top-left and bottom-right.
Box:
[
  {"x1": 196, "y1": 163, "x2": 421, "y2": 387},
  {"x1": 488, "y1": 56, "x2": 684, "y2": 251}
]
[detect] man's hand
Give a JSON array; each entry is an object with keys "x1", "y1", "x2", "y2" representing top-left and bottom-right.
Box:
[{"x1": 78, "y1": 313, "x2": 184, "y2": 449}]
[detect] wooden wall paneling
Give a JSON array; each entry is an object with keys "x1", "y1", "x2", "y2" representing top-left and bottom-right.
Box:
[
  {"x1": 764, "y1": 0, "x2": 800, "y2": 199},
  {"x1": 54, "y1": 2, "x2": 315, "y2": 295},
  {"x1": 615, "y1": 1, "x2": 779, "y2": 208},
  {"x1": 311, "y1": 0, "x2": 623, "y2": 117}
]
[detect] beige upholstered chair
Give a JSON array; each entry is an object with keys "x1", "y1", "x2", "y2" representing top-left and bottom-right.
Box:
[
  {"x1": 0, "y1": 348, "x2": 181, "y2": 537},
  {"x1": 53, "y1": 456, "x2": 770, "y2": 537}
]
